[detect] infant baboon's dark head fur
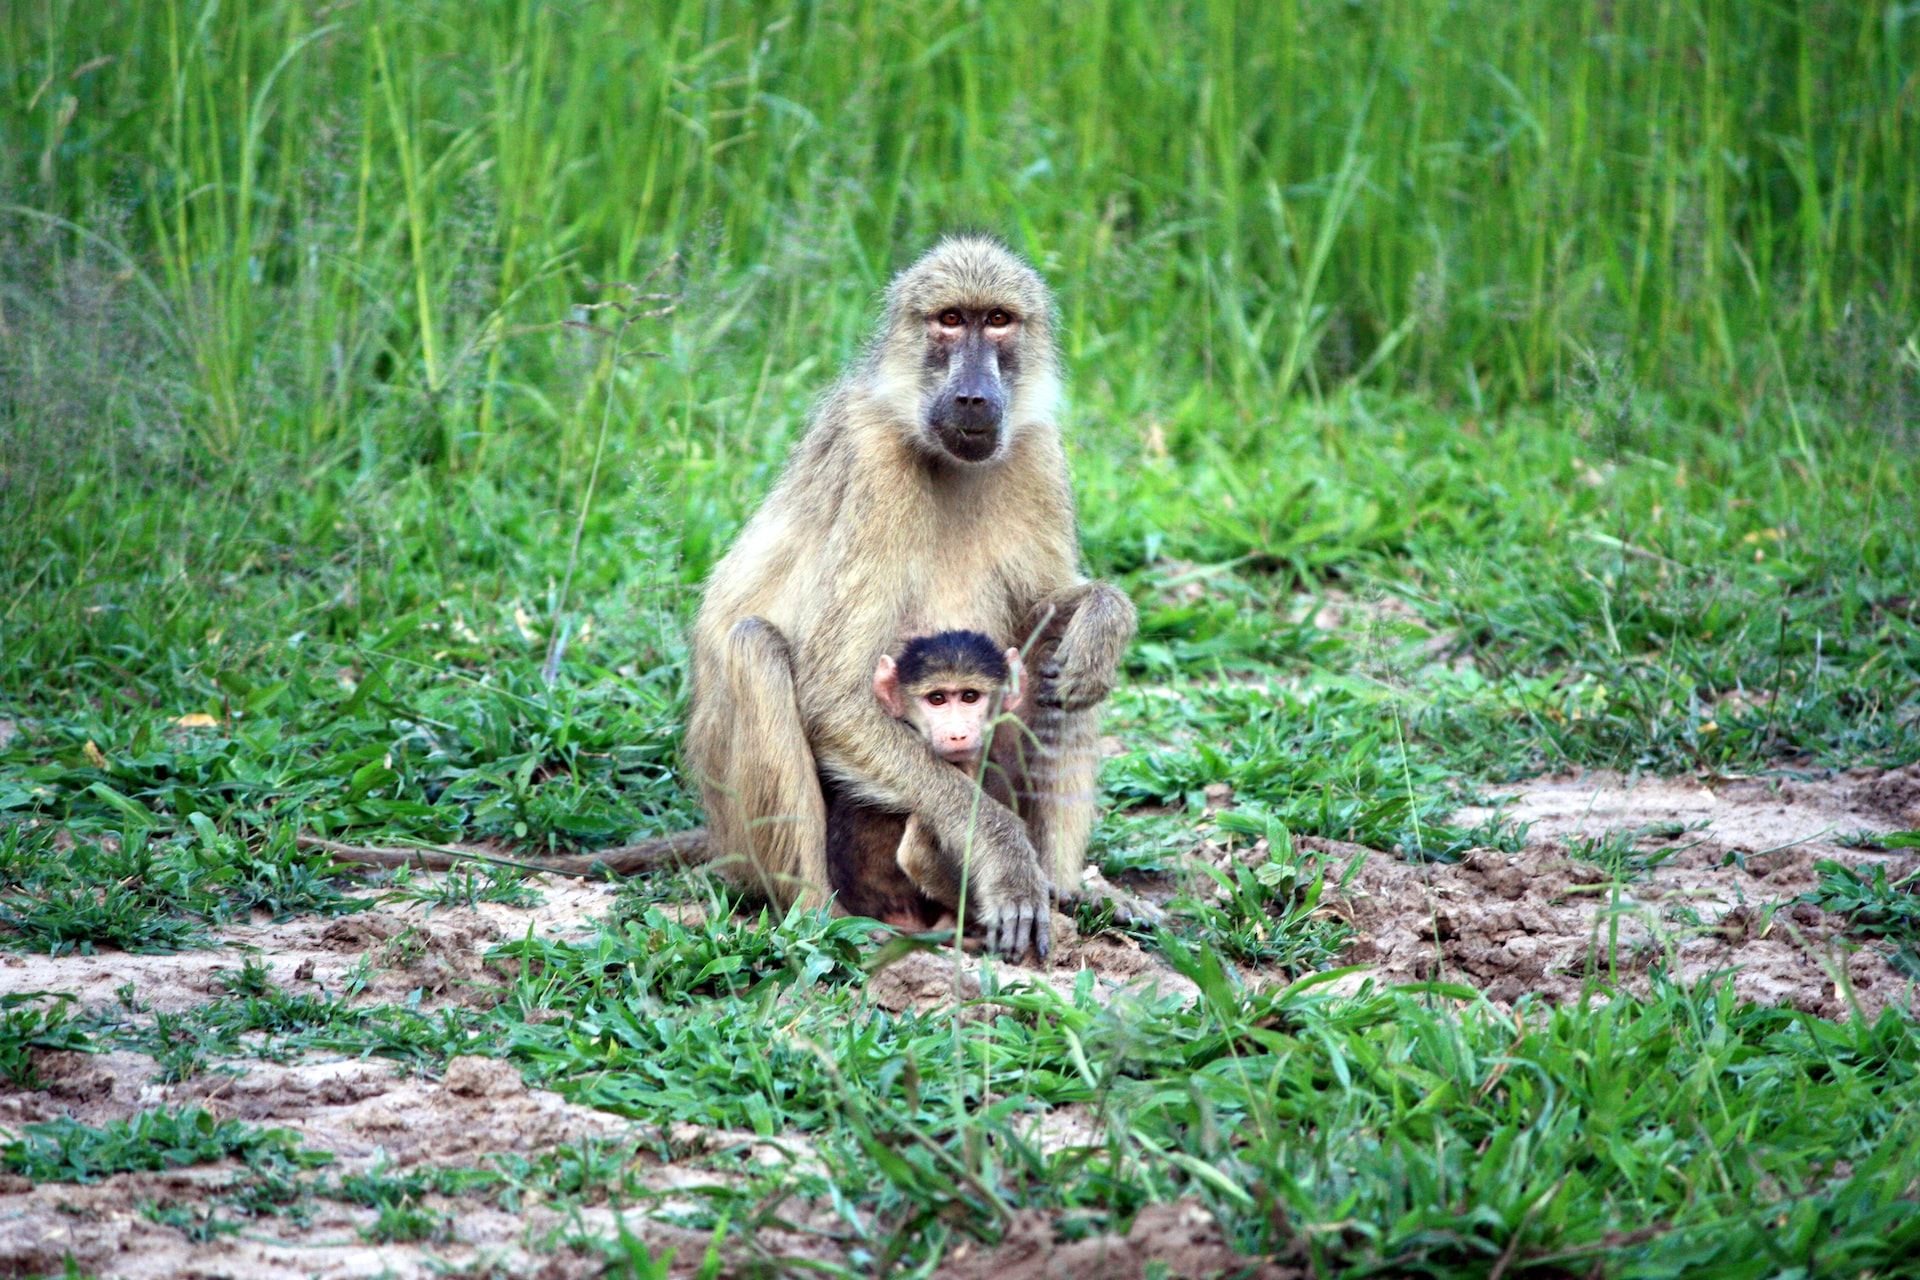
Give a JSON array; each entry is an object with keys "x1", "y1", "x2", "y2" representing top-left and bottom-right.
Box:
[{"x1": 894, "y1": 630, "x2": 1010, "y2": 691}]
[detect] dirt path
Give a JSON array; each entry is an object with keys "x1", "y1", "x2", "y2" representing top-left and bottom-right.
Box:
[
  {"x1": 0, "y1": 875, "x2": 1209, "y2": 1277},
  {"x1": 1337, "y1": 765, "x2": 1920, "y2": 1017},
  {"x1": 2, "y1": 766, "x2": 1915, "y2": 1276}
]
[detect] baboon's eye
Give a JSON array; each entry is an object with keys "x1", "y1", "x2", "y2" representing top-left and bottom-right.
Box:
[
  {"x1": 960, "y1": 689, "x2": 980, "y2": 703},
  {"x1": 986, "y1": 308, "x2": 1013, "y2": 328},
  {"x1": 938, "y1": 309, "x2": 965, "y2": 328},
  {"x1": 926, "y1": 691, "x2": 947, "y2": 706}
]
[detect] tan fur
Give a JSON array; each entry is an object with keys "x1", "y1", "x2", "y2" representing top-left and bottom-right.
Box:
[{"x1": 685, "y1": 236, "x2": 1136, "y2": 954}]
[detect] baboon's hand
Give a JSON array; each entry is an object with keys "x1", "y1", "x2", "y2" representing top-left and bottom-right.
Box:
[
  {"x1": 963, "y1": 810, "x2": 1053, "y2": 959},
  {"x1": 1060, "y1": 868, "x2": 1167, "y2": 927},
  {"x1": 1033, "y1": 651, "x2": 1115, "y2": 712},
  {"x1": 978, "y1": 857, "x2": 1054, "y2": 960},
  {"x1": 1034, "y1": 583, "x2": 1134, "y2": 711}
]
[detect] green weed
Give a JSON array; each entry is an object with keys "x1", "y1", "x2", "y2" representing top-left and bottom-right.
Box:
[
  {"x1": 1173, "y1": 811, "x2": 1353, "y2": 972},
  {"x1": 332, "y1": 1161, "x2": 496, "y2": 1244},
  {"x1": 492, "y1": 1138, "x2": 650, "y2": 1208},
  {"x1": 1804, "y1": 860, "x2": 1920, "y2": 978},
  {"x1": 0, "y1": 823, "x2": 366, "y2": 957},
  {"x1": 0, "y1": 993, "x2": 90, "y2": 1088},
  {"x1": 1, "y1": 1107, "x2": 329, "y2": 1184},
  {"x1": 385, "y1": 863, "x2": 543, "y2": 911}
]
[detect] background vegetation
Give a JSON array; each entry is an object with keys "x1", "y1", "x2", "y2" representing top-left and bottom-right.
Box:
[{"x1": 2, "y1": 1, "x2": 1918, "y2": 1276}]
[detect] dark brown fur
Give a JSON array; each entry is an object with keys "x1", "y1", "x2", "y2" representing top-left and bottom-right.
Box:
[{"x1": 829, "y1": 630, "x2": 1017, "y2": 930}]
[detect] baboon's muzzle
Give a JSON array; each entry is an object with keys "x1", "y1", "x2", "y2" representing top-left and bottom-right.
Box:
[{"x1": 928, "y1": 346, "x2": 1006, "y2": 462}]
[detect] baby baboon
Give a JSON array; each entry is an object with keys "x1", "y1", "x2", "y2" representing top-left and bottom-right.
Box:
[
  {"x1": 877, "y1": 630, "x2": 1024, "y2": 770},
  {"x1": 826, "y1": 631, "x2": 1023, "y2": 929},
  {"x1": 687, "y1": 235, "x2": 1137, "y2": 958}
]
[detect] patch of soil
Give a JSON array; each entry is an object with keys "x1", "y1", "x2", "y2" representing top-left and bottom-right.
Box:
[
  {"x1": 0, "y1": 1040, "x2": 778, "y2": 1280},
  {"x1": 0, "y1": 1166, "x2": 731, "y2": 1280},
  {"x1": 0, "y1": 875, "x2": 842, "y2": 1278},
  {"x1": 865, "y1": 913, "x2": 1200, "y2": 1017},
  {"x1": 1333, "y1": 767, "x2": 1920, "y2": 1017},
  {"x1": 0, "y1": 879, "x2": 621, "y2": 1020},
  {"x1": 937, "y1": 1198, "x2": 1304, "y2": 1280},
  {"x1": 0, "y1": 864, "x2": 1215, "y2": 1279}
]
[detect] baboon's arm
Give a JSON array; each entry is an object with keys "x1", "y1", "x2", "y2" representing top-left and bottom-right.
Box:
[
  {"x1": 1029, "y1": 580, "x2": 1137, "y2": 709},
  {"x1": 802, "y1": 639, "x2": 1052, "y2": 957}
]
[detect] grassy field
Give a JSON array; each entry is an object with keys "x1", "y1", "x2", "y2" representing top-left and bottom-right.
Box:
[{"x1": 3, "y1": 1, "x2": 1919, "y2": 1276}]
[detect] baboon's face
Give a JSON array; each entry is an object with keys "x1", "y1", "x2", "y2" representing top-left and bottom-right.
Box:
[
  {"x1": 921, "y1": 304, "x2": 1022, "y2": 464},
  {"x1": 878, "y1": 237, "x2": 1055, "y2": 465}
]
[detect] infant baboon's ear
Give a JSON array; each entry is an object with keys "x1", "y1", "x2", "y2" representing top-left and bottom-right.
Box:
[{"x1": 873, "y1": 653, "x2": 905, "y2": 719}]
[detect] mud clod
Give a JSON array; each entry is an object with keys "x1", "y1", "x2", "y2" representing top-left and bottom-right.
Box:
[
  {"x1": 868, "y1": 951, "x2": 982, "y2": 1014},
  {"x1": 937, "y1": 1199, "x2": 1304, "y2": 1280},
  {"x1": 443, "y1": 1054, "x2": 526, "y2": 1099}
]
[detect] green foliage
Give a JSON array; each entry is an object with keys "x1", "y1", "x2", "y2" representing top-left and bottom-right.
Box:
[
  {"x1": 0, "y1": 822, "x2": 365, "y2": 956},
  {"x1": 385, "y1": 863, "x2": 544, "y2": 910},
  {"x1": 1804, "y1": 861, "x2": 1920, "y2": 976},
  {"x1": 106, "y1": 985, "x2": 483, "y2": 1078},
  {"x1": 138, "y1": 1200, "x2": 244, "y2": 1244},
  {"x1": 492, "y1": 1138, "x2": 652, "y2": 1208},
  {"x1": 603, "y1": 1217, "x2": 679, "y2": 1280},
  {"x1": 0, "y1": 992, "x2": 90, "y2": 1087},
  {"x1": 1105, "y1": 680, "x2": 1471, "y2": 857},
  {"x1": 1564, "y1": 820, "x2": 1702, "y2": 880},
  {"x1": 493, "y1": 900, "x2": 888, "y2": 1131},
  {"x1": 333, "y1": 1160, "x2": 497, "y2": 1244},
  {"x1": 1174, "y1": 811, "x2": 1353, "y2": 971},
  {"x1": 4, "y1": 0, "x2": 1914, "y2": 467},
  {"x1": 1, "y1": 1107, "x2": 329, "y2": 1184}
]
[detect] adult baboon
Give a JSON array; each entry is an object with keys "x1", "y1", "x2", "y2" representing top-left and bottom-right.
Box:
[{"x1": 686, "y1": 236, "x2": 1135, "y2": 957}]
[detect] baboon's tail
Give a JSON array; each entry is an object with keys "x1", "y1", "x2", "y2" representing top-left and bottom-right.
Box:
[{"x1": 295, "y1": 829, "x2": 712, "y2": 878}]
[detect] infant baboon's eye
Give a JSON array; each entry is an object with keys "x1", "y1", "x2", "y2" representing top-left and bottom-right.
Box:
[
  {"x1": 986, "y1": 309, "x2": 1012, "y2": 328},
  {"x1": 926, "y1": 692, "x2": 946, "y2": 705},
  {"x1": 960, "y1": 690, "x2": 980, "y2": 703}
]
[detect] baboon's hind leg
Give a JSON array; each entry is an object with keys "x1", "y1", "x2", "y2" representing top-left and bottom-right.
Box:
[{"x1": 688, "y1": 617, "x2": 828, "y2": 910}]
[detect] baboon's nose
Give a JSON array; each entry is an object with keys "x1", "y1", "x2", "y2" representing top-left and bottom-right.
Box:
[{"x1": 930, "y1": 359, "x2": 1006, "y2": 459}]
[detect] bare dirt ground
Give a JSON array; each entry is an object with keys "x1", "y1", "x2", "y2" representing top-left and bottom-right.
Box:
[
  {"x1": 1337, "y1": 763, "x2": 1920, "y2": 1018},
  {"x1": 0, "y1": 879, "x2": 1216, "y2": 1278},
  {"x1": 2, "y1": 765, "x2": 1915, "y2": 1276},
  {"x1": 0, "y1": 882, "x2": 753, "y2": 1279}
]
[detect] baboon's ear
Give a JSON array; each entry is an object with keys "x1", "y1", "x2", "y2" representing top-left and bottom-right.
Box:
[
  {"x1": 1002, "y1": 648, "x2": 1026, "y2": 714},
  {"x1": 874, "y1": 654, "x2": 904, "y2": 719}
]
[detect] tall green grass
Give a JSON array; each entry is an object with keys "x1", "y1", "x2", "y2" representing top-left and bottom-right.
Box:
[
  {"x1": 4, "y1": 0, "x2": 1915, "y2": 481},
  {"x1": 4, "y1": 12, "x2": 1917, "y2": 1274}
]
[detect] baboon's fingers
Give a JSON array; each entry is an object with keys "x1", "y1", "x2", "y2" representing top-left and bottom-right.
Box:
[
  {"x1": 1031, "y1": 657, "x2": 1113, "y2": 711},
  {"x1": 984, "y1": 899, "x2": 1049, "y2": 961},
  {"x1": 1116, "y1": 896, "x2": 1166, "y2": 926},
  {"x1": 986, "y1": 904, "x2": 1015, "y2": 957}
]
